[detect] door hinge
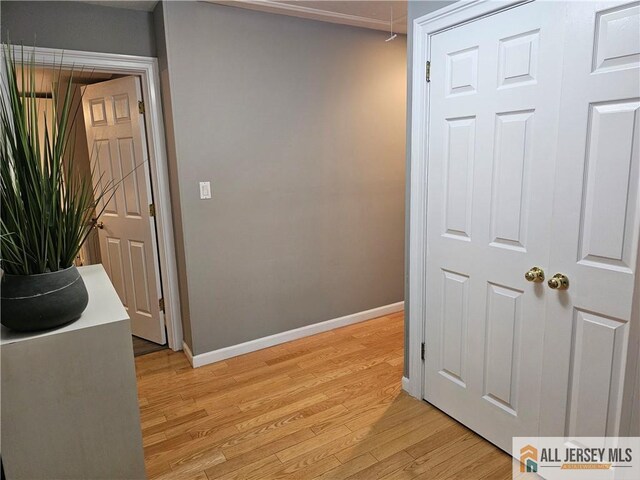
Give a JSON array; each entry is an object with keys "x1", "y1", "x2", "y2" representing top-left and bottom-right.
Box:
[
  {"x1": 149, "y1": 203, "x2": 155, "y2": 217},
  {"x1": 138, "y1": 100, "x2": 145, "y2": 114},
  {"x1": 421, "y1": 342, "x2": 426, "y2": 361},
  {"x1": 425, "y1": 61, "x2": 431, "y2": 83},
  {"x1": 159, "y1": 297, "x2": 165, "y2": 312}
]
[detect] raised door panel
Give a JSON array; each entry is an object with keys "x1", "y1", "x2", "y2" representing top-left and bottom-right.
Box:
[
  {"x1": 89, "y1": 98, "x2": 107, "y2": 126},
  {"x1": 578, "y1": 100, "x2": 640, "y2": 273},
  {"x1": 498, "y1": 30, "x2": 539, "y2": 88},
  {"x1": 93, "y1": 139, "x2": 119, "y2": 217},
  {"x1": 440, "y1": 270, "x2": 470, "y2": 388},
  {"x1": 446, "y1": 47, "x2": 479, "y2": 96},
  {"x1": 566, "y1": 310, "x2": 627, "y2": 436},
  {"x1": 483, "y1": 283, "x2": 523, "y2": 416},
  {"x1": 444, "y1": 117, "x2": 476, "y2": 241},
  {"x1": 128, "y1": 240, "x2": 153, "y2": 318},
  {"x1": 117, "y1": 137, "x2": 143, "y2": 219},
  {"x1": 113, "y1": 94, "x2": 131, "y2": 123},
  {"x1": 593, "y1": 3, "x2": 640, "y2": 73},
  {"x1": 490, "y1": 110, "x2": 535, "y2": 252},
  {"x1": 106, "y1": 237, "x2": 128, "y2": 309}
]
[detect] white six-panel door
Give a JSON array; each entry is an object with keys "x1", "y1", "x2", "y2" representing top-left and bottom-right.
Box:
[
  {"x1": 421, "y1": 0, "x2": 639, "y2": 453},
  {"x1": 82, "y1": 77, "x2": 166, "y2": 345},
  {"x1": 424, "y1": 0, "x2": 567, "y2": 452},
  {"x1": 540, "y1": 0, "x2": 640, "y2": 438}
]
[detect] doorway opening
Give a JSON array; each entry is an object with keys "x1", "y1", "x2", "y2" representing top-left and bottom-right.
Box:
[
  {"x1": 20, "y1": 66, "x2": 167, "y2": 355},
  {"x1": 13, "y1": 45, "x2": 183, "y2": 353}
]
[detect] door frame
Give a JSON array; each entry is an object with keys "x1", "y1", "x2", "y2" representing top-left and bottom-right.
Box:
[
  {"x1": 10, "y1": 45, "x2": 183, "y2": 351},
  {"x1": 406, "y1": 0, "x2": 529, "y2": 399}
]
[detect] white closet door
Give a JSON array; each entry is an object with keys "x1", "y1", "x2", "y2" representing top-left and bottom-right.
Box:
[
  {"x1": 423, "y1": 1, "x2": 567, "y2": 452},
  {"x1": 540, "y1": 0, "x2": 640, "y2": 438}
]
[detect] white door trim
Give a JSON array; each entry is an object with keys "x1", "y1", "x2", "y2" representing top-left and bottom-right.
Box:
[
  {"x1": 406, "y1": 0, "x2": 531, "y2": 399},
  {"x1": 11, "y1": 45, "x2": 183, "y2": 351}
]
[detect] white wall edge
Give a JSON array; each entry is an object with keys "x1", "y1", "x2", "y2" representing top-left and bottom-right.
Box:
[
  {"x1": 182, "y1": 341, "x2": 194, "y2": 366},
  {"x1": 402, "y1": 374, "x2": 422, "y2": 399},
  {"x1": 402, "y1": 376, "x2": 411, "y2": 393},
  {"x1": 185, "y1": 301, "x2": 404, "y2": 368}
]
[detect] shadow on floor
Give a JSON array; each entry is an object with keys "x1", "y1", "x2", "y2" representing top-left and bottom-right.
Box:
[
  {"x1": 132, "y1": 335, "x2": 168, "y2": 357},
  {"x1": 329, "y1": 389, "x2": 514, "y2": 479}
]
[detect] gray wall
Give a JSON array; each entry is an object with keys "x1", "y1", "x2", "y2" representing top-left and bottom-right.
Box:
[
  {"x1": 1, "y1": 1, "x2": 156, "y2": 57},
  {"x1": 404, "y1": 0, "x2": 456, "y2": 376},
  {"x1": 157, "y1": 1, "x2": 407, "y2": 355}
]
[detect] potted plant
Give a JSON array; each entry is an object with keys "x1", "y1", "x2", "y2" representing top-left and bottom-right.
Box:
[{"x1": 0, "y1": 46, "x2": 115, "y2": 332}]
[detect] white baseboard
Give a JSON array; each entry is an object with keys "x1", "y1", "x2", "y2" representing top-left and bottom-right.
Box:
[{"x1": 184, "y1": 301, "x2": 404, "y2": 368}]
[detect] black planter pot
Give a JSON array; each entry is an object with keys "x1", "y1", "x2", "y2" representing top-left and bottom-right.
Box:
[{"x1": 1, "y1": 266, "x2": 89, "y2": 332}]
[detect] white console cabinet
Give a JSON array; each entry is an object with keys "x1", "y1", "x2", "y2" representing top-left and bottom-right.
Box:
[{"x1": 1, "y1": 264, "x2": 146, "y2": 479}]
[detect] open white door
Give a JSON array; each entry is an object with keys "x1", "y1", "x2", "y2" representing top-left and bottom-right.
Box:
[
  {"x1": 82, "y1": 76, "x2": 166, "y2": 345},
  {"x1": 419, "y1": 0, "x2": 639, "y2": 453}
]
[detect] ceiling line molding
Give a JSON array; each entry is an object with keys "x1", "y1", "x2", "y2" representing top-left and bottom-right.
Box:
[{"x1": 205, "y1": 0, "x2": 407, "y2": 33}]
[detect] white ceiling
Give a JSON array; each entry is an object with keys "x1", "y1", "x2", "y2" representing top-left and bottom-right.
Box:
[{"x1": 81, "y1": 1, "x2": 408, "y2": 34}]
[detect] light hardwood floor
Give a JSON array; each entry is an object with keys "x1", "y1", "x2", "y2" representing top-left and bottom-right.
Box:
[{"x1": 135, "y1": 311, "x2": 513, "y2": 479}]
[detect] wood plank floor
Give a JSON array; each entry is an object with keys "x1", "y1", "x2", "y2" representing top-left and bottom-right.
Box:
[{"x1": 135, "y1": 312, "x2": 513, "y2": 479}]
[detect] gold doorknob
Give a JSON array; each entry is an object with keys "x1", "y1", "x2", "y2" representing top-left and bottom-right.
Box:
[
  {"x1": 93, "y1": 219, "x2": 104, "y2": 229},
  {"x1": 548, "y1": 273, "x2": 569, "y2": 290},
  {"x1": 525, "y1": 267, "x2": 545, "y2": 283}
]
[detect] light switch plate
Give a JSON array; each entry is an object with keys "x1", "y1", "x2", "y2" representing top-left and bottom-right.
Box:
[{"x1": 199, "y1": 181, "x2": 211, "y2": 199}]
